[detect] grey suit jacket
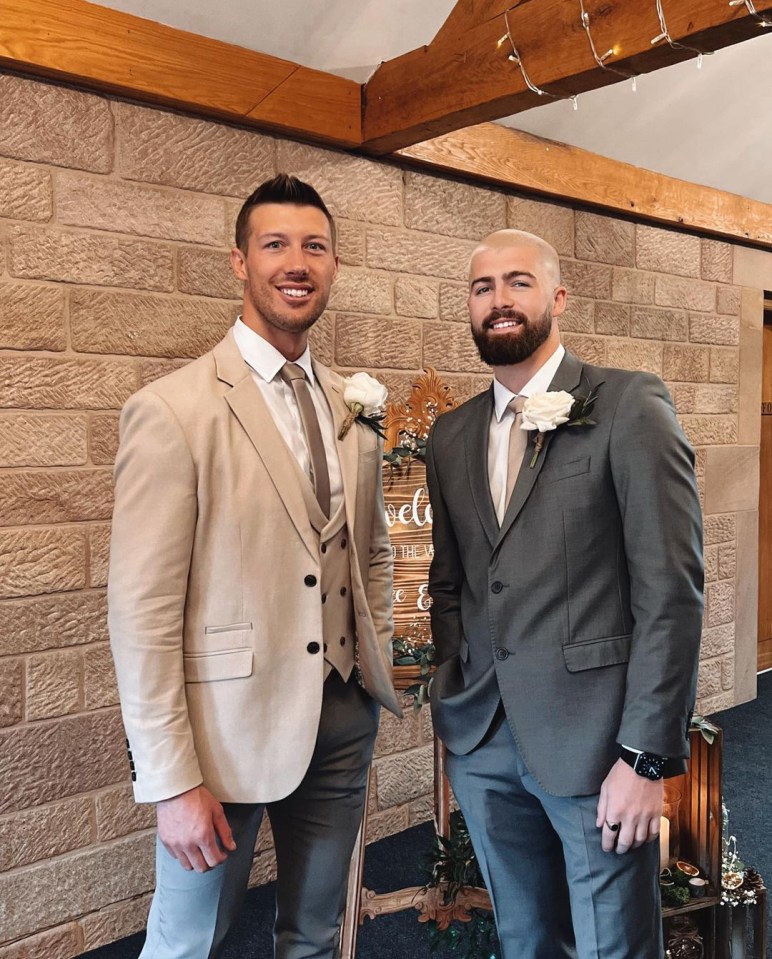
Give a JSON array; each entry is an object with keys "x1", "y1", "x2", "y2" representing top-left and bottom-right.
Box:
[{"x1": 426, "y1": 351, "x2": 704, "y2": 797}]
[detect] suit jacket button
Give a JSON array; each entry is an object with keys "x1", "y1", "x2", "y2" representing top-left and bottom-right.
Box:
[
  {"x1": 495, "y1": 647, "x2": 509, "y2": 661},
  {"x1": 131, "y1": 772, "x2": 137, "y2": 782},
  {"x1": 304, "y1": 574, "x2": 317, "y2": 587},
  {"x1": 307, "y1": 642, "x2": 321, "y2": 654},
  {"x1": 491, "y1": 581, "x2": 504, "y2": 594}
]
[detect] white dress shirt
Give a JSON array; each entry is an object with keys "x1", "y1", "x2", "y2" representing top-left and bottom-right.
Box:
[
  {"x1": 488, "y1": 344, "x2": 566, "y2": 523},
  {"x1": 233, "y1": 318, "x2": 344, "y2": 515}
]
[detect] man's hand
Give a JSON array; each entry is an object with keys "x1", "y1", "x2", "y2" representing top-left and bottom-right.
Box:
[
  {"x1": 595, "y1": 759, "x2": 663, "y2": 854},
  {"x1": 157, "y1": 785, "x2": 237, "y2": 872}
]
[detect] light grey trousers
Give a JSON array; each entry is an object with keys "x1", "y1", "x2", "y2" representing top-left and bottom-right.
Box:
[
  {"x1": 139, "y1": 672, "x2": 379, "y2": 959},
  {"x1": 445, "y1": 710, "x2": 663, "y2": 959}
]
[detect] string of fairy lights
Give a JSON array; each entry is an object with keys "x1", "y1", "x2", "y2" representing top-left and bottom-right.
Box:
[{"x1": 496, "y1": 0, "x2": 771, "y2": 111}]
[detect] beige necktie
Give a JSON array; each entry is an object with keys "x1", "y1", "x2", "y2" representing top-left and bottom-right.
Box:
[
  {"x1": 280, "y1": 363, "x2": 331, "y2": 517},
  {"x1": 504, "y1": 396, "x2": 527, "y2": 510}
]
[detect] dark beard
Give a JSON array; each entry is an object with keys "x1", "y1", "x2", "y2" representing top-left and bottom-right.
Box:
[{"x1": 471, "y1": 306, "x2": 552, "y2": 366}]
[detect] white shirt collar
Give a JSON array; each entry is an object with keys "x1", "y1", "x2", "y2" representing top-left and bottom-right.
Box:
[
  {"x1": 233, "y1": 317, "x2": 316, "y2": 385},
  {"x1": 492, "y1": 344, "x2": 566, "y2": 422}
]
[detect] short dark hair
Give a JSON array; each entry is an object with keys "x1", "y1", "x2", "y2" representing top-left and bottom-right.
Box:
[{"x1": 234, "y1": 174, "x2": 336, "y2": 253}]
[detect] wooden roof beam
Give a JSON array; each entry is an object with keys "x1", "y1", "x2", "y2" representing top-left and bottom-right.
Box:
[{"x1": 363, "y1": 0, "x2": 772, "y2": 155}]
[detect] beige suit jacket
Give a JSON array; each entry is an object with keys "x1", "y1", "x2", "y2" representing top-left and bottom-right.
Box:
[{"x1": 108, "y1": 329, "x2": 401, "y2": 804}]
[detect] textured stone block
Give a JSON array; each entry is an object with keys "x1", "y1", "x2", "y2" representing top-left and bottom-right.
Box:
[
  {"x1": 700, "y1": 624, "x2": 734, "y2": 658},
  {"x1": 630, "y1": 306, "x2": 688, "y2": 342},
  {"x1": 709, "y1": 348, "x2": 739, "y2": 384},
  {"x1": 680, "y1": 415, "x2": 737, "y2": 447},
  {"x1": 404, "y1": 171, "x2": 505, "y2": 239},
  {"x1": 276, "y1": 140, "x2": 402, "y2": 226},
  {"x1": 439, "y1": 283, "x2": 468, "y2": 324},
  {"x1": 689, "y1": 385, "x2": 737, "y2": 414},
  {"x1": 70, "y1": 289, "x2": 233, "y2": 359},
  {"x1": 594, "y1": 302, "x2": 630, "y2": 337},
  {"x1": 419, "y1": 703, "x2": 434, "y2": 742},
  {"x1": 0, "y1": 74, "x2": 112, "y2": 172},
  {"x1": 84, "y1": 639, "x2": 118, "y2": 709},
  {"x1": 115, "y1": 102, "x2": 274, "y2": 196},
  {"x1": 137, "y1": 358, "x2": 190, "y2": 387},
  {"x1": 26, "y1": 649, "x2": 82, "y2": 720},
  {"x1": 79, "y1": 894, "x2": 152, "y2": 951},
  {"x1": 0, "y1": 708, "x2": 125, "y2": 814},
  {"x1": 575, "y1": 212, "x2": 634, "y2": 266},
  {"x1": 0, "y1": 590, "x2": 108, "y2": 655},
  {"x1": 706, "y1": 581, "x2": 734, "y2": 628},
  {"x1": 558, "y1": 296, "x2": 594, "y2": 334},
  {"x1": 0, "y1": 413, "x2": 88, "y2": 468},
  {"x1": 697, "y1": 690, "x2": 734, "y2": 716},
  {"x1": 719, "y1": 544, "x2": 736, "y2": 581},
  {"x1": 0, "y1": 357, "x2": 137, "y2": 411},
  {"x1": 374, "y1": 744, "x2": 433, "y2": 808},
  {"x1": 703, "y1": 545, "x2": 719, "y2": 583},
  {"x1": 0, "y1": 832, "x2": 154, "y2": 941},
  {"x1": 335, "y1": 315, "x2": 420, "y2": 369},
  {"x1": 248, "y1": 848, "x2": 277, "y2": 887},
  {"x1": 655, "y1": 275, "x2": 716, "y2": 312},
  {"x1": 611, "y1": 268, "x2": 655, "y2": 305},
  {"x1": 90, "y1": 414, "x2": 120, "y2": 466},
  {"x1": 0, "y1": 283, "x2": 66, "y2": 350},
  {"x1": 395, "y1": 277, "x2": 438, "y2": 318},
  {"x1": 697, "y1": 658, "x2": 723, "y2": 700},
  {"x1": 689, "y1": 314, "x2": 739, "y2": 346},
  {"x1": 177, "y1": 247, "x2": 242, "y2": 299},
  {"x1": 336, "y1": 220, "x2": 365, "y2": 266},
  {"x1": 408, "y1": 793, "x2": 435, "y2": 826},
  {"x1": 0, "y1": 658, "x2": 23, "y2": 727},
  {"x1": 0, "y1": 469, "x2": 113, "y2": 526},
  {"x1": 716, "y1": 286, "x2": 741, "y2": 316},
  {"x1": 662, "y1": 344, "x2": 710, "y2": 382},
  {"x1": 560, "y1": 259, "x2": 612, "y2": 299},
  {"x1": 95, "y1": 784, "x2": 155, "y2": 841},
  {"x1": 0, "y1": 158, "x2": 52, "y2": 222},
  {"x1": 365, "y1": 804, "x2": 410, "y2": 843},
  {"x1": 562, "y1": 334, "x2": 606, "y2": 366},
  {"x1": 308, "y1": 312, "x2": 334, "y2": 366},
  {"x1": 704, "y1": 445, "x2": 758, "y2": 514},
  {"x1": 10, "y1": 229, "x2": 174, "y2": 291},
  {"x1": 0, "y1": 796, "x2": 92, "y2": 871},
  {"x1": 373, "y1": 706, "x2": 422, "y2": 758},
  {"x1": 507, "y1": 196, "x2": 574, "y2": 256},
  {"x1": 422, "y1": 321, "x2": 488, "y2": 374},
  {"x1": 606, "y1": 340, "x2": 662, "y2": 375},
  {"x1": 721, "y1": 654, "x2": 734, "y2": 692},
  {"x1": 57, "y1": 173, "x2": 225, "y2": 246},
  {"x1": 89, "y1": 525, "x2": 111, "y2": 590},
  {"x1": 701, "y1": 239, "x2": 733, "y2": 282},
  {"x1": 0, "y1": 923, "x2": 82, "y2": 959},
  {"x1": 636, "y1": 225, "x2": 701, "y2": 277},
  {"x1": 367, "y1": 229, "x2": 474, "y2": 281},
  {"x1": 703, "y1": 514, "x2": 735, "y2": 546},
  {"x1": 328, "y1": 268, "x2": 393, "y2": 315},
  {"x1": 0, "y1": 527, "x2": 87, "y2": 599}
]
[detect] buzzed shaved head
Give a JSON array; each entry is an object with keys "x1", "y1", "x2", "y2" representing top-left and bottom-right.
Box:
[{"x1": 470, "y1": 229, "x2": 561, "y2": 288}]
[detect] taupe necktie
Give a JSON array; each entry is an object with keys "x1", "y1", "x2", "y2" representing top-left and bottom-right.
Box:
[
  {"x1": 280, "y1": 363, "x2": 331, "y2": 517},
  {"x1": 504, "y1": 396, "x2": 527, "y2": 510}
]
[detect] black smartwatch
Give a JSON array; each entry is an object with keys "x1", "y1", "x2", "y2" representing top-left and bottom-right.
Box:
[{"x1": 620, "y1": 747, "x2": 667, "y2": 781}]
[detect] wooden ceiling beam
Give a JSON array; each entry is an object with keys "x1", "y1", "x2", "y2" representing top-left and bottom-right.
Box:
[
  {"x1": 0, "y1": 0, "x2": 362, "y2": 147},
  {"x1": 363, "y1": 0, "x2": 772, "y2": 155}
]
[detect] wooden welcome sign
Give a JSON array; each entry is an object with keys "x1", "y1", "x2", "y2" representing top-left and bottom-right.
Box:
[{"x1": 382, "y1": 369, "x2": 457, "y2": 652}]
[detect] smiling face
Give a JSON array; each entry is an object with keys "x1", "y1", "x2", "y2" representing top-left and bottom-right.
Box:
[
  {"x1": 230, "y1": 202, "x2": 338, "y2": 358},
  {"x1": 467, "y1": 236, "x2": 565, "y2": 368}
]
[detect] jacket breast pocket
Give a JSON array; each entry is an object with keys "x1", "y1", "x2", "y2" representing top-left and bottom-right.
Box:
[
  {"x1": 540, "y1": 456, "x2": 591, "y2": 485},
  {"x1": 562, "y1": 633, "x2": 631, "y2": 673},
  {"x1": 184, "y1": 648, "x2": 254, "y2": 683}
]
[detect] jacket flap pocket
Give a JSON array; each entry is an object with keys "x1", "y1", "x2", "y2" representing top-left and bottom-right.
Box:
[
  {"x1": 562, "y1": 634, "x2": 631, "y2": 673},
  {"x1": 184, "y1": 648, "x2": 253, "y2": 683},
  {"x1": 540, "y1": 456, "x2": 591, "y2": 484}
]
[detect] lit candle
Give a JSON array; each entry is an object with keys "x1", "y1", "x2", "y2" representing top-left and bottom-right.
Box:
[{"x1": 659, "y1": 816, "x2": 670, "y2": 869}]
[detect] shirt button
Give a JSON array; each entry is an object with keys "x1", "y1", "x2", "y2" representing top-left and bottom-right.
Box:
[
  {"x1": 340, "y1": 637, "x2": 346, "y2": 646},
  {"x1": 307, "y1": 642, "x2": 320, "y2": 654},
  {"x1": 495, "y1": 648, "x2": 509, "y2": 661},
  {"x1": 340, "y1": 587, "x2": 347, "y2": 596},
  {"x1": 304, "y1": 575, "x2": 317, "y2": 587},
  {"x1": 321, "y1": 544, "x2": 327, "y2": 554},
  {"x1": 341, "y1": 539, "x2": 347, "y2": 548},
  {"x1": 324, "y1": 643, "x2": 328, "y2": 652},
  {"x1": 491, "y1": 581, "x2": 504, "y2": 594},
  {"x1": 322, "y1": 594, "x2": 327, "y2": 604}
]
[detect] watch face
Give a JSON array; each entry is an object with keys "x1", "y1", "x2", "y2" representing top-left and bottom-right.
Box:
[{"x1": 637, "y1": 753, "x2": 666, "y2": 780}]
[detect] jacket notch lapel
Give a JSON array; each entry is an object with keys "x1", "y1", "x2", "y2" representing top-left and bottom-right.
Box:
[
  {"x1": 464, "y1": 390, "x2": 498, "y2": 549},
  {"x1": 313, "y1": 363, "x2": 359, "y2": 528}
]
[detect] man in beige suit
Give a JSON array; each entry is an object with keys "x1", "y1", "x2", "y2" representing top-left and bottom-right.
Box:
[{"x1": 108, "y1": 174, "x2": 401, "y2": 959}]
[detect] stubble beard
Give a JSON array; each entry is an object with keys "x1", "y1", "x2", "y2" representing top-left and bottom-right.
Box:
[
  {"x1": 471, "y1": 305, "x2": 553, "y2": 366},
  {"x1": 245, "y1": 275, "x2": 329, "y2": 335}
]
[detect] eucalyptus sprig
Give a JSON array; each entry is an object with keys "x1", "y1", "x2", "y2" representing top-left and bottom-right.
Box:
[
  {"x1": 689, "y1": 714, "x2": 719, "y2": 745},
  {"x1": 383, "y1": 435, "x2": 427, "y2": 468},
  {"x1": 393, "y1": 638, "x2": 435, "y2": 712}
]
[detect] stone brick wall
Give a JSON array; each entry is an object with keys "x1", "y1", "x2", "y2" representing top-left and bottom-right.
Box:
[{"x1": 0, "y1": 69, "x2": 768, "y2": 956}]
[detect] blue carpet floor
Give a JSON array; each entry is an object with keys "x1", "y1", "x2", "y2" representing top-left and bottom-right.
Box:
[{"x1": 79, "y1": 672, "x2": 772, "y2": 958}]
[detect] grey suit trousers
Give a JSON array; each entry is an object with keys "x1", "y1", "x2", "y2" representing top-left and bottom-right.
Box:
[
  {"x1": 139, "y1": 672, "x2": 379, "y2": 959},
  {"x1": 446, "y1": 711, "x2": 662, "y2": 959}
]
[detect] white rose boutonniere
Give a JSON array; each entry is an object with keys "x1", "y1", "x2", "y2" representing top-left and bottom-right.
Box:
[
  {"x1": 521, "y1": 383, "x2": 603, "y2": 468},
  {"x1": 338, "y1": 372, "x2": 388, "y2": 440}
]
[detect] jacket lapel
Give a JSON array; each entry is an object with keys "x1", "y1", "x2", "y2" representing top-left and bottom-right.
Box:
[
  {"x1": 214, "y1": 331, "x2": 318, "y2": 561},
  {"x1": 464, "y1": 389, "x2": 499, "y2": 549},
  {"x1": 495, "y1": 351, "x2": 585, "y2": 547},
  {"x1": 313, "y1": 361, "x2": 358, "y2": 530}
]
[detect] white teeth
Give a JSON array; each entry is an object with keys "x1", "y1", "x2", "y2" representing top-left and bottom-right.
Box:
[
  {"x1": 280, "y1": 288, "x2": 311, "y2": 298},
  {"x1": 492, "y1": 320, "x2": 520, "y2": 329}
]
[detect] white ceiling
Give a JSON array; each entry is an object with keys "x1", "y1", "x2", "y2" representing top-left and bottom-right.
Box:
[{"x1": 91, "y1": 0, "x2": 772, "y2": 204}]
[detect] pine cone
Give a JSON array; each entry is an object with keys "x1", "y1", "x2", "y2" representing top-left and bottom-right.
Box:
[{"x1": 743, "y1": 868, "x2": 766, "y2": 892}]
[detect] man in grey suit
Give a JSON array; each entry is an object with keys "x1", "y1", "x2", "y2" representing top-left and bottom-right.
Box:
[{"x1": 426, "y1": 229, "x2": 703, "y2": 958}]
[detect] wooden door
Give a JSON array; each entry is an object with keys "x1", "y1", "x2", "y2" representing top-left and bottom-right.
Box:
[{"x1": 759, "y1": 314, "x2": 772, "y2": 672}]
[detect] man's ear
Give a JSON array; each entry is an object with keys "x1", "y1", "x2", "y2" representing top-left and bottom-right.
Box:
[
  {"x1": 552, "y1": 285, "x2": 568, "y2": 318},
  {"x1": 331, "y1": 254, "x2": 340, "y2": 283},
  {"x1": 230, "y1": 247, "x2": 247, "y2": 281}
]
